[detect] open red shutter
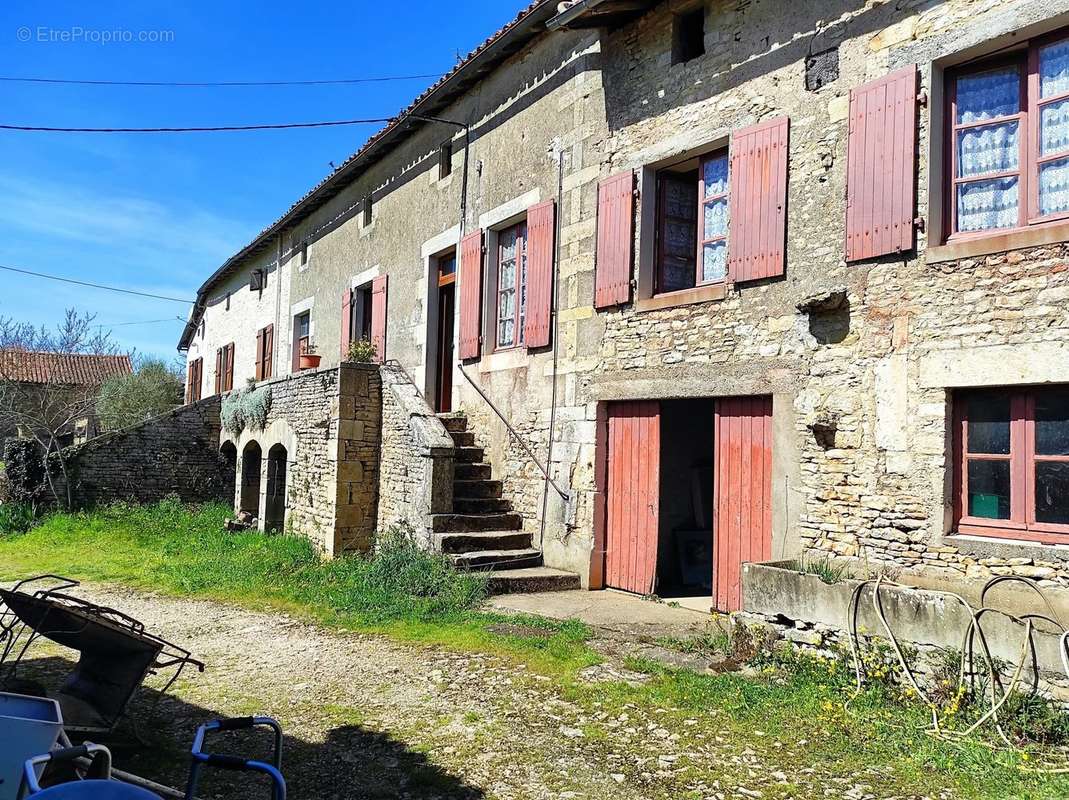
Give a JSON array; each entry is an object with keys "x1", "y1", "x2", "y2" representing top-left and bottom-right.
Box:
[
  {"x1": 458, "y1": 229, "x2": 483, "y2": 360},
  {"x1": 727, "y1": 116, "x2": 789, "y2": 282},
  {"x1": 594, "y1": 172, "x2": 634, "y2": 309},
  {"x1": 371, "y1": 274, "x2": 388, "y2": 364},
  {"x1": 845, "y1": 66, "x2": 918, "y2": 262},
  {"x1": 525, "y1": 200, "x2": 556, "y2": 348},
  {"x1": 264, "y1": 325, "x2": 274, "y2": 379},
  {"x1": 340, "y1": 288, "x2": 352, "y2": 359},
  {"x1": 214, "y1": 349, "x2": 222, "y2": 395},
  {"x1": 255, "y1": 329, "x2": 264, "y2": 381}
]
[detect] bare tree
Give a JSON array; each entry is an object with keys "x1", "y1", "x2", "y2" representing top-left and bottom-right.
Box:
[{"x1": 0, "y1": 309, "x2": 130, "y2": 508}]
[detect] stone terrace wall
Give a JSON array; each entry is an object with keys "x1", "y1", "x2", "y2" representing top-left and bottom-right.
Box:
[
  {"x1": 377, "y1": 365, "x2": 454, "y2": 548},
  {"x1": 53, "y1": 396, "x2": 228, "y2": 507}
]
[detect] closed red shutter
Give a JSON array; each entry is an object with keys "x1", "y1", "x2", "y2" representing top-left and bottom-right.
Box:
[
  {"x1": 371, "y1": 274, "x2": 388, "y2": 364},
  {"x1": 458, "y1": 229, "x2": 483, "y2": 360},
  {"x1": 340, "y1": 288, "x2": 352, "y2": 359},
  {"x1": 524, "y1": 200, "x2": 556, "y2": 348},
  {"x1": 214, "y1": 348, "x2": 222, "y2": 395},
  {"x1": 845, "y1": 66, "x2": 918, "y2": 262},
  {"x1": 594, "y1": 171, "x2": 634, "y2": 309},
  {"x1": 727, "y1": 116, "x2": 790, "y2": 282},
  {"x1": 225, "y1": 343, "x2": 235, "y2": 391},
  {"x1": 255, "y1": 329, "x2": 264, "y2": 381},
  {"x1": 263, "y1": 325, "x2": 274, "y2": 379}
]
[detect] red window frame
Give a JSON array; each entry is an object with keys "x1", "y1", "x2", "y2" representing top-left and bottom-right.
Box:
[
  {"x1": 953, "y1": 387, "x2": 1069, "y2": 543},
  {"x1": 494, "y1": 221, "x2": 528, "y2": 350},
  {"x1": 654, "y1": 148, "x2": 729, "y2": 295},
  {"x1": 945, "y1": 28, "x2": 1069, "y2": 241}
]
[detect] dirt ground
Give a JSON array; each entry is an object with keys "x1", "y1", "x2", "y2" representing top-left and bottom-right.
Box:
[{"x1": 11, "y1": 585, "x2": 941, "y2": 800}]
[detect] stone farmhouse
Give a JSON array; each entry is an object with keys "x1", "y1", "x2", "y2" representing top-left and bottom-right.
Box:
[{"x1": 164, "y1": 0, "x2": 1069, "y2": 609}]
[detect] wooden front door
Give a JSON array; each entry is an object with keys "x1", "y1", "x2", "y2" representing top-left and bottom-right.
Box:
[
  {"x1": 713, "y1": 396, "x2": 773, "y2": 612},
  {"x1": 605, "y1": 400, "x2": 660, "y2": 595},
  {"x1": 434, "y1": 253, "x2": 457, "y2": 413}
]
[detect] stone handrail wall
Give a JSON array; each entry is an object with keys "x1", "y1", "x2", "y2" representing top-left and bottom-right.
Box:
[
  {"x1": 50, "y1": 396, "x2": 228, "y2": 507},
  {"x1": 377, "y1": 364, "x2": 454, "y2": 547}
]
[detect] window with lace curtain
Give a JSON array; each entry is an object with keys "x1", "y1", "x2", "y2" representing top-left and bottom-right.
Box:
[{"x1": 947, "y1": 31, "x2": 1069, "y2": 238}]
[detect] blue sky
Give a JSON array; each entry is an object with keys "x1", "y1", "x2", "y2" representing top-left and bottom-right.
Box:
[{"x1": 0, "y1": 2, "x2": 513, "y2": 360}]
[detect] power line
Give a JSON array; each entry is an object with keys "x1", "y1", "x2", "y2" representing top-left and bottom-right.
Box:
[
  {"x1": 93, "y1": 317, "x2": 186, "y2": 328},
  {"x1": 0, "y1": 73, "x2": 445, "y2": 88},
  {"x1": 0, "y1": 117, "x2": 395, "y2": 134},
  {"x1": 0, "y1": 264, "x2": 194, "y2": 303}
]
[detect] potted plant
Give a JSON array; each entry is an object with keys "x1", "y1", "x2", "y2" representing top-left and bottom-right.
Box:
[{"x1": 299, "y1": 342, "x2": 321, "y2": 370}]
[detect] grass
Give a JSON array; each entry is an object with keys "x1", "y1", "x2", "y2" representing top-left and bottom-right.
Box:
[
  {"x1": 787, "y1": 553, "x2": 854, "y2": 584},
  {"x1": 2, "y1": 500, "x2": 1068, "y2": 799}
]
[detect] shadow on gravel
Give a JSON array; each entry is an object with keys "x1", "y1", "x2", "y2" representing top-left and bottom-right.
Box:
[{"x1": 9, "y1": 656, "x2": 486, "y2": 800}]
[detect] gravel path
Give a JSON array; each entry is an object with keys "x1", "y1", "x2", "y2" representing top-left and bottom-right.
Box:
[{"x1": 14, "y1": 585, "x2": 949, "y2": 800}]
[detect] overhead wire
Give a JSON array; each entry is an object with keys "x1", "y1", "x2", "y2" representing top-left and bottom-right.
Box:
[
  {"x1": 0, "y1": 263, "x2": 194, "y2": 303},
  {"x1": 0, "y1": 73, "x2": 444, "y2": 88}
]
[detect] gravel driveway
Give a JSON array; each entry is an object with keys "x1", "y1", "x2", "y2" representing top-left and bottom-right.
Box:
[{"x1": 12, "y1": 584, "x2": 943, "y2": 800}]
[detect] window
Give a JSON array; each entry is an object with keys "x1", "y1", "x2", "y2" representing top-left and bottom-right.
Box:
[
  {"x1": 495, "y1": 222, "x2": 528, "y2": 349},
  {"x1": 954, "y1": 387, "x2": 1069, "y2": 542},
  {"x1": 215, "y1": 343, "x2": 234, "y2": 394},
  {"x1": 363, "y1": 195, "x2": 373, "y2": 226},
  {"x1": 439, "y1": 140, "x2": 453, "y2": 179},
  {"x1": 672, "y1": 6, "x2": 705, "y2": 65},
  {"x1": 256, "y1": 324, "x2": 273, "y2": 381},
  {"x1": 187, "y1": 358, "x2": 203, "y2": 403},
  {"x1": 348, "y1": 283, "x2": 374, "y2": 344},
  {"x1": 655, "y1": 150, "x2": 729, "y2": 294},
  {"x1": 300, "y1": 243, "x2": 308, "y2": 267},
  {"x1": 296, "y1": 312, "x2": 310, "y2": 357},
  {"x1": 946, "y1": 30, "x2": 1069, "y2": 239}
]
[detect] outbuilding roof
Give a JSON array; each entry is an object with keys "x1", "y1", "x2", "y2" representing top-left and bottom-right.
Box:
[{"x1": 0, "y1": 351, "x2": 134, "y2": 386}]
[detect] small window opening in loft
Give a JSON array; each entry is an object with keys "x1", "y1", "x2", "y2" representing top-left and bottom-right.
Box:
[
  {"x1": 300, "y1": 242, "x2": 308, "y2": 267},
  {"x1": 672, "y1": 6, "x2": 705, "y2": 65},
  {"x1": 363, "y1": 195, "x2": 373, "y2": 226},
  {"x1": 439, "y1": 140, "x2": 453, "y2": 179},
  {"x1": 225, "y1": 292, "x2": 231, "y2": 311}
]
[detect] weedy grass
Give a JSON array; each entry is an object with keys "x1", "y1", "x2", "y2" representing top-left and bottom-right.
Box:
[{"x1": 2, "y1": 500, "x2": 1068, "y2": 799}]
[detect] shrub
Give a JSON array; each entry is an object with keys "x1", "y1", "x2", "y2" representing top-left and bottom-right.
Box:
[
  {"x1": 0, "y1": 501, "x2": 36, "y2": 535},
  {"x1": 2, "y1": 438, "x2": 51, "y2": 504},
  {"x1": 345, "y1": 338, "x2": 378, "y2": 363},
  {"x1": 96, "y1": 359, "x2": 183, "y2": 431},
  {"x1": 221, "y1": 385, "x2": 272, "y2": 436}
]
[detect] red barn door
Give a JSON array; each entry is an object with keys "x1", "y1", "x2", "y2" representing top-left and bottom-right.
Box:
[
  {"x1": 713, "y1": 396, "x2": 773, "y2": 612},
  {"x1": 605, "y1": 401, "x2": 660, "y2": 595}
]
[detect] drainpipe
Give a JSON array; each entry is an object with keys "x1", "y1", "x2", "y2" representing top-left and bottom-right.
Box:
[
  {"x1": 275, "y1": 234, "x2": 283, "y2": 377},
  {"x1": 539, "y1": 146, "x2": 568, "y2": 551}
]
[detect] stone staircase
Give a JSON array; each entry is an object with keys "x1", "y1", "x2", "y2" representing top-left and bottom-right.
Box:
[{"x1": 433, "y1": 412, "x2": 580, "y2": 595}]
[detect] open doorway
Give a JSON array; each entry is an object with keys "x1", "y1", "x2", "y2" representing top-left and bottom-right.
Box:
[
  {"x1": 656, "y1": 399, "x2": 714, "y2": 606},
  {"x1": 432, "y1": 250, "x2": 456, "y2": 412},
  {"x1": 265, "y1": 444, "x2": 287, "y2": 532},
  {"x1": 240, "y1": 441, "x2": 262, "y2": 517}
]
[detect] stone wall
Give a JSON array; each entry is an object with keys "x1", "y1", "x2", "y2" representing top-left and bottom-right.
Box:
[
  {"x1": 377, "y1": 364, "x2": 454, "y2": 547},
  {"x1": 226, "y1": 364, "x2": 381, "y2": 555},
  {"x1": 52, "y1": 397, "x2": 228, "y2": 507}
]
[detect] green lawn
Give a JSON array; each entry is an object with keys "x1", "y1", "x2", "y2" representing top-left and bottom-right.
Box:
[{"x1": 2, "y1": 500, "x2": 1067, "y2": 799}]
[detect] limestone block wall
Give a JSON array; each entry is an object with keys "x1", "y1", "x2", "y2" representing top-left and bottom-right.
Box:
[
  {"x1": 52, "y1": 397, "x2": 228, "y2": 507},
  {"x1": 377, "y1": 364, "x2": 454, "y2": 548},
  {"x1": 227, "y1": 364, "x2": 381, "y2": 556}
]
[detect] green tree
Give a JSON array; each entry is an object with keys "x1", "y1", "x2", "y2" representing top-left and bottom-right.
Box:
[{"x1": 97, "y1": 358, "x2": 183, "y2": 431}]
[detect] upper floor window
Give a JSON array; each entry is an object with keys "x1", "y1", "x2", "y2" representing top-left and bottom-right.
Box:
[
  {"x1": 953, "y1": 386, "x2": 1069, "y2": 542},
  {"x1": 946, "y1": 31, "x2": 1069, "y2": 239},
  {"x1": 439, "y1": 140, "x2": 453, "y2": 179},
  {"x1": 296, "y1": 312, "x2": 310, "y2": 357},
  {"x1": 672, "y1": 6, "x2": 705, "y2": 65},
  {"x1": 187, "y1": 358, "x2": 203, "y2": 403},
  {"x1": 656, "y1": 149, "x2": 729, "y2": 294},
  {"x1": 496, "y1": 221, "x2": 528, "y2": 349}
]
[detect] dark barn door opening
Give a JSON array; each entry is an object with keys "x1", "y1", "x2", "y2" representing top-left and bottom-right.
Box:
[{"x1": 434, "y1": 252, "x2": 456, "y2": 413}]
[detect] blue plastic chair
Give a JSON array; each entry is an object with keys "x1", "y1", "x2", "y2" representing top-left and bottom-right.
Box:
[{"x1": 20, "y1": 745, "x2": 160, "y2": 799}]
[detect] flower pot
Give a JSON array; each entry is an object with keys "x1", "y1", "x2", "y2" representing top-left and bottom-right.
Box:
[{"x1": 299, "y1": 354, "x2": 321, "y2": 370}]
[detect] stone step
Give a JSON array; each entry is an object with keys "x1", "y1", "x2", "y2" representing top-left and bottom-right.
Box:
[
  {"x1": 454, "y1": 446, "x2": 485, "y2": 464},
  {"x1": 451, "y1": 548, "x2": 542, "y2": 571},
  {"x1": 454, "y1": 496, "x2": 511, "y2": 514},
  {"x1": 438, "y1": 413, "x2": 468, "y2": 433},
  {"x1": 486, "y1": 567, "x2": 582, "y2": 595},
  {"x1": 454, "y1": 463, "x2": 492, "y2": 481},
  {"x1": 448, "y1": 430, "x2": 476, "y2": 448},
  {"x1": 437, "y1": 530, "x2": 533, "y2": 554},
  {"x1": 430, "y1": 512, "x2": 523, "y2": 533},
  {"x1": 452, "y1": 479, "x2": 502, "y2": 499}
]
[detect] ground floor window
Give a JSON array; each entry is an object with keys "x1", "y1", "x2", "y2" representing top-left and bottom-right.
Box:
[
  {"x1": 496, "y1": 221, "x2": 527, "y2": 349},
  {"x1": 954, "y1": 386, "x2": 1069, "y2": 540}
]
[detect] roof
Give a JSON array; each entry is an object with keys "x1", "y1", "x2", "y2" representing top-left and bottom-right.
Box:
[
  {"x1": 547, "y1": 0, "x2": 660, "y2": 30},
  {"x1": 0, "y1": 351, "x2": 134, "y2": 386},
  {"x1": 179, "y1": 0, "x2": 563, "y2": 351}
]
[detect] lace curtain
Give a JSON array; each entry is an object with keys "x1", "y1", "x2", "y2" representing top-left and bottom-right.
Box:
[{"x1": 1040, "y1": 42, "x2": 1069, "y2": 216}]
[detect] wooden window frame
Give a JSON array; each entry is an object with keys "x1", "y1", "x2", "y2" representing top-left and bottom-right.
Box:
[
  {"x1": 953, "y1": 387, "x2": 1069, "y2": 543},
  {"x1": 494, "y1": 220, "x2": 528, "y2": 351},
  {"x1": 654, "y1": 148, "x2": 729, "y2": 296},
  {"x1": 944, "y1": 28, "x2": 1069, "y2": 242},
  {"x1": 296, "y1": 312, "x2": 311, "y2": 364},
  {"x1": 187, "y1": 358, "x2": 203, "y2": 403}
]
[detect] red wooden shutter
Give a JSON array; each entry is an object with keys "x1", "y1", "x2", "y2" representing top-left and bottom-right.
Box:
[
  {"x1": 604, "y1": 400, "x2": 660, "y2": 595},
  {"x1": 371, "y1": 274, "x2": 388, "y2": 364},
  {"x1": 214, "y1": 349, "x2": 222, "y2": 395},
  {"x1": 727, "y1": 116, "x2": 790, "y2": 282},
  {"x1": 263, "y1": 325, "x2": 274, "y2": 380},
  {"x1": 713, "y1": 396, "x2": 773, "y2": 613},
  {"x1": 255, "y1": 329, "x2": 264, "y2": 381},
  {"x1": 458, "y1": 229, "x2": 483, "y2": 360},
  {"x1": 225, "y1": 344, "x2": 235, "y2": 391},
  {"x1": 524, "y1": 200, "x2": 556, "y2": 349},
  {"x1": 594, "y1": 171, "x2": 634, "y2": 309},
  {"x1": 340, "y1": 288, "x2": 352, "y2": 359},
  {"x1": 845, "y1": 66, "x2": 918, "y2": 262}
]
